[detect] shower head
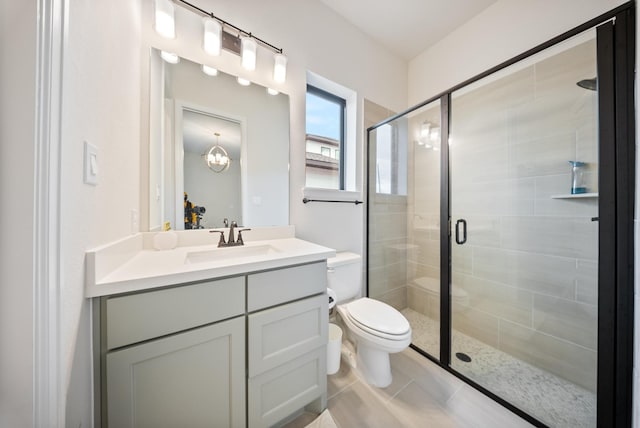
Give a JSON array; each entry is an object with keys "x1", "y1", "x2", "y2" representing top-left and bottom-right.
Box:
[{"x1": 577, "y1": 77, "x2": 597, "y2": 91}]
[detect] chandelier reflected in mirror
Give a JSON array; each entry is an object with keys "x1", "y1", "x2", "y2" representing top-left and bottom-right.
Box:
[{"x1": 204, "y1": 132, "x2": 231, "y2": 173}]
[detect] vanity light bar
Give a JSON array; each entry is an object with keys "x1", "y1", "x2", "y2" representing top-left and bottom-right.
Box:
[
  {"x1": 174, "y1": 0, "x2": 283, "y2": 55},
  {"x1": 166, "y1": 0, "x2": 287, "y2": 83}
]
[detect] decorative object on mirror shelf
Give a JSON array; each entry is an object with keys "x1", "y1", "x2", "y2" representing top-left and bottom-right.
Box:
[
  {"x1": 156, "y1": 0, "x2": 288, "y2": 83},
  {"x1": 184, "y1": 192, "x2": 206, "y2": 229},
  {"x1": 204, "y1": 133, "x2": 231, "y2": 173}
]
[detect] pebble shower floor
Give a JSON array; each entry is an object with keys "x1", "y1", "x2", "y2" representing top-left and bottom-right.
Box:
[{"x1": 402, "y1": 308, "x2": 596, "y2": 428}]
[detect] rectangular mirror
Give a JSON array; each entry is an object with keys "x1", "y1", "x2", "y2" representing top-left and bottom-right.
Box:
[{"x1": 148, "y1": 47, "x2": 290, "y2": 231}]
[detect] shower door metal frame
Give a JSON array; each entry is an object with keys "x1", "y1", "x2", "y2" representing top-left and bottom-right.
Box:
[{"x1": 365, "y1": 2, "x2": 635, "y2": 427}]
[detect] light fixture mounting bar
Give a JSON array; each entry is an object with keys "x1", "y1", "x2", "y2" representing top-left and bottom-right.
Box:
[{"x1": 175, "y1": 0, "x2": 284, "y2": 54}]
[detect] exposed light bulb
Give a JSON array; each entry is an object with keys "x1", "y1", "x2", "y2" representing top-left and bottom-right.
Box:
[
  {"x1": 203, "y1": 18, "x2": 222, "y2": 56},
  {"x1": 201, "y1": 64, "x2": 218, "y2": 76},
  {"x1": 273, "y1": 53, "x2": 287, "y2": 83},
  {"x1": 237, "y1": 77, "x2": 251, "y2": 86},
  {"x1": 160, "y1": 51, "x2": 180, "y2": 64},
  {"x1": 241, "y1": 37, "x2": 257, "y2": 71},
  {"x1": 420, "y1": 122, "x2": 431, "y2": 138},
  {"x1": 430, "y1": 128, "x2": 440, "y2": 142},
  {"x1": 154, "y1": 0, "x2": 175, "y2": 39},
  {"x1": 267, "y1": 88, "x2": 279, "y2": 96}
]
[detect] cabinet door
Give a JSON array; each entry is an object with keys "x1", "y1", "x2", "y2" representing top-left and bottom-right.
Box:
[{"x1": 106, "y1": 317, "x2": 245, "y2": 428}]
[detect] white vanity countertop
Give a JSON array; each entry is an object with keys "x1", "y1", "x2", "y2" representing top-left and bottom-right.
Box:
[{"x1": 86, "y1": 227, "x2": 335, "y2": 297}]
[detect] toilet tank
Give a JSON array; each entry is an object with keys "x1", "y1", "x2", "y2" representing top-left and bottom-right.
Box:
[{"x1": 327, "y1": 252, "x2": 362, "y2": 303}]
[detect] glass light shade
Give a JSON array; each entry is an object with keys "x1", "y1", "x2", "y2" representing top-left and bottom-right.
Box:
[
  {"x1": 154, "y1": 0, "x2": 175, "y2": 39},
  {"x1": 273, "y1": 53, "x2": 287, "y2": 83},
  {"x1": 205, "y1": 143, "x2": 231, "y2": 173},
  {"x1": 203, "y1": 18, "x2": 222, "y2": 56},
  {"x1": 267, "y1": 88, "x2": 279, "y2": 96},
  {"x1": 201, "y1": 64, "x2": 218, "y2": 76},
  {"x1": 160, "y1": 51, "x2": 180, "y2": 64},
  {"x1": 241, "y1": 37, "x2": 257, "y2": 71},
  {"x1": 237, "y1": 77, "x2": 251, "y2": 86}
]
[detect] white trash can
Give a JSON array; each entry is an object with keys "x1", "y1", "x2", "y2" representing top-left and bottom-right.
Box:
[{"x1": 327, "y1": 323, "x2": 343, "y2": 375}]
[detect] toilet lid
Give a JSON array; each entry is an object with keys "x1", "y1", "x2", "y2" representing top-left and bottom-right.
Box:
[{"x1": 345, "y1": 298, "x2": 410, "y2": 336}]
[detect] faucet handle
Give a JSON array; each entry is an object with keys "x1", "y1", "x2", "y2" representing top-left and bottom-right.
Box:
[
  {"x1": 209, "y1": 230, "x2": 226, "y2": 247},
  {"x1": 236, "y1": 228, "x2": 251, "y2": 245}
]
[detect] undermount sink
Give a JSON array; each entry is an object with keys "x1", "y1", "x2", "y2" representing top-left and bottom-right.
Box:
[{"x1": 185, "y1": 244, "x2": 280, "y2": 264}]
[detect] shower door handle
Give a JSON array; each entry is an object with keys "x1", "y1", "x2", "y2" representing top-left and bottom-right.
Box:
[{"x1": 455, "y1": 219, "x2": 467, "y2": 245}]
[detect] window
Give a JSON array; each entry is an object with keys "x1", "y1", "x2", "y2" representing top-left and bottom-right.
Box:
[{"x1": 305, "y1": 84, "x2": 346, "y2": 190}]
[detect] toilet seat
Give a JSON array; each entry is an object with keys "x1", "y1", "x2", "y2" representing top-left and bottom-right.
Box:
[{"x1": 343, "y1": 298, "x2": 411, "y2": 341}]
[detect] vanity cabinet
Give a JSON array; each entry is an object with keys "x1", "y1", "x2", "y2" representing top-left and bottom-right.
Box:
[{"x1": 97, "y1": 261, "x2": 328, "y2": 428}]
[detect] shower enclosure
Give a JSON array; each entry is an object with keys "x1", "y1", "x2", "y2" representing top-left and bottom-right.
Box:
[{"x1": 366, "y1": 7, "x2": 634, "y2": 428}]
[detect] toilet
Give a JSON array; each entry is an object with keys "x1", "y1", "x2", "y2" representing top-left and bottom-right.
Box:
[{"x1": 327, "y1": 252, "x2": 411, "y2": 388}]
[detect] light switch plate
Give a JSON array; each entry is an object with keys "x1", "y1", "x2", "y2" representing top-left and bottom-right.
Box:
[{"x1": 83, "y1": 141, "x2": 98, "y2": 185}]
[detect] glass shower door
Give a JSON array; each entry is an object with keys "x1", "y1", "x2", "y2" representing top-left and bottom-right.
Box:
[{"x1": 449, "y1": 30, "x2": 599, "y2": 428}]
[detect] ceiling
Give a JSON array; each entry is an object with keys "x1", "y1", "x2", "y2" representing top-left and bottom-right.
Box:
[
  {"x1": 183, "y1": 110, "x2": 242, "y2": 159},
  {"x1": 318, "y1": 0, "x2": 498, "y2": 60}
]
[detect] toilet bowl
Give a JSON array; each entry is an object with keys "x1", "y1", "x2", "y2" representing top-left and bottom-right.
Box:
[
  {"x1": 336, "y1": 298, "x2": 411, "y2": 387},
  {"x1": 328, "y1": 253, "x2": 412, "y2": 388}
]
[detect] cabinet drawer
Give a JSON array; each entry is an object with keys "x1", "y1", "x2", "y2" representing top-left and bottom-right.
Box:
[
  {"x1": 248, "y1": 347, "x2": 326, "y2": 428},
  {"x1": 247, "y1": 262, "x2": 326, "y2": 311},
  {"x1": 106, "y1": 276, "x2": 244, "y2": 349},
  {"x1": 248, "y1": 294, "x2": 327, "y2": 376}
]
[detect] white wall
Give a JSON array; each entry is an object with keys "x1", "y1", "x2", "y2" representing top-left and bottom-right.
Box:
[
  {"x1": 0, "y1": 1, "x2": 36, "y2": 426},
  {"x1": 61, "y1": 0, "x2": 141, "y2": 427}
]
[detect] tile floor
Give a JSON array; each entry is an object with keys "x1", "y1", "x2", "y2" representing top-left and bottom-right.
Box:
[{"x1": 286, "y1": 344, "x2": 534, "y2": 428}]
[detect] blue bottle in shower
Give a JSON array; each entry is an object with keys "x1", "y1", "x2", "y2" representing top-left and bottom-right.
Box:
[{"x1": 568, "y1": 161, "x2": 587, "y2": 194}]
